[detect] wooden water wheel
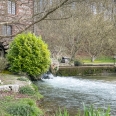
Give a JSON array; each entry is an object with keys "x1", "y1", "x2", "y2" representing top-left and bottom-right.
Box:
[{"x1": 0, "y1": 43, "x2": 5, "y2": 57}]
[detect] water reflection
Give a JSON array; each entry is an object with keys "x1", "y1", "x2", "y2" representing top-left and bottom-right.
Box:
[{"x1": 35, "y1": 75, "x2": 116, "y2": 115}]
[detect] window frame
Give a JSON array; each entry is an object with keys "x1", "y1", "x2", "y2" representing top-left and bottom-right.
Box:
[
  {"x1": 8, "y1": 0, "x2": 16, "y2": 15},
  {"x1": 2, "y1": 25, "x2": 12, "y2": 36}
]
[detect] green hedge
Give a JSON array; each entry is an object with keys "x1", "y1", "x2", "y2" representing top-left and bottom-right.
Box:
[{"x1": 57, "y1": 66, "x2": 116, "y2": 76}]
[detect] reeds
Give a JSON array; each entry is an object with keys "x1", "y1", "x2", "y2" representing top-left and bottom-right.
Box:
[
  {"x1": 55, "y1": 108, "x2": 69, "y2": 116},
  {"x1": 82, "y1": 104, "x2": 110, "y2": 116},
  {"x1": 55, "y1": 105, "x2": 110, "y2": 116}
]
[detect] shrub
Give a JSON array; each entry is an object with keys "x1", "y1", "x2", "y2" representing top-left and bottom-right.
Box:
[
  {"x1": 19, "y1": 85, "x2": 43, "y2": 100},
  {"x1": 74, "y1": 60, "x2": 82, "y2": 66},
  {"x1": 7, "y1": 32, "x2": 51, "y2": 80},
  {"x1": 6, "y1": 98, "x2": 43, "y2": 116},
  {"x1": 0, "y1": 58, "x2": 8, "y2": 72},
  {"x1": 19, "y1": 86, "x2": 35, "y2": 95}
]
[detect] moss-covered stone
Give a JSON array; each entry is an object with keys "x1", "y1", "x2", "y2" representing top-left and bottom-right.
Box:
[{"x1": 57, "y1": 66, "x2": 116, "y2": 76}]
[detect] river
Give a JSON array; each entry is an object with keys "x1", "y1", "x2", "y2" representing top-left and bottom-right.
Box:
[{"x1": 35, "y1": 74, "x2": 116, "y2": 116}]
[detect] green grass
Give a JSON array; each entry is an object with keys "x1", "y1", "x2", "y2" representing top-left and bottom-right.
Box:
[
  {"x1": 82, "y1": 56, "x2": 114, "y2": 63},
  {"x1": 0, "y1": 96, "x2": 43, "y2": 116},
  {"x1": 0, "y1": 85, "x2": 43, "y2": 116}
]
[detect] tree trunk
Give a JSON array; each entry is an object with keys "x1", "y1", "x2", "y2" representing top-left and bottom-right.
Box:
[{"x1": 91, "y1": 56, "x2": 96, "y2": 62}]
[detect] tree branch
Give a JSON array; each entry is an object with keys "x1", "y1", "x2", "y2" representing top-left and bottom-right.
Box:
[{"x1": 0, "y1": 0, "x2": 69, "y2": 39}]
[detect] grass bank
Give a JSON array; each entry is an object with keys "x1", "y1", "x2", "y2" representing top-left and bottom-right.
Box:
[
  {"x1": 0, "y1": 72, "x2": 44, "y2": 116},
  {"x1": 82, "y1": 56, "x2": 114, "y2": 63}
]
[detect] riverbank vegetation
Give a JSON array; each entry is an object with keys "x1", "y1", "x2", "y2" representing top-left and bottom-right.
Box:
[
  {"x1": 0, "y1": 96, "x2": 43, "y2": 116},
  {"x1": 0, "y1": 68, "x2": 43, "y2": 115},
  {"x1": 0, "y1": 72, "x2": 111, "y2": 116},
  {"x1": 0, "y1": 80, "x2": 43, "y2": 116},
  {"x1": 55, "y1": 105, "x2": 110, "y2": 116}
]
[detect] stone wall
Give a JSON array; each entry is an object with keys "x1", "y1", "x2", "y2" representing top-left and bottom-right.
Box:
[
  {"x1": 0, "y1": 0, "x2": 34, "y2": 53},
  {"x1": 57, "y1": 66, "x2": 116, "y2": 76}
]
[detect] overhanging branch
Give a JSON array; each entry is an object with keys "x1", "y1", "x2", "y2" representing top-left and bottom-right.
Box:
[{"x1": 0, "y1": 0, "x2": 69, "y2": 39}]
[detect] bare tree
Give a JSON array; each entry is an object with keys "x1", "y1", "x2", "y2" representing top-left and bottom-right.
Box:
[
  {"x1": 0, "y1": 0, "x2": 73, "y2": 39},
  {"x1": 36, "y1": 1, "x2": 93, "y2": 60},
  {"x1": 82, "y1": 14, "x2": 115, "y2": 62},
  {"x1": 0, "y1": 0, "x2": 75, "y2": 56}
]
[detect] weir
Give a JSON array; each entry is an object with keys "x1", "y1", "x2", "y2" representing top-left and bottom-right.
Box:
[{"x1": 35, "y1": 75, "x2": 116, "y2": 116}]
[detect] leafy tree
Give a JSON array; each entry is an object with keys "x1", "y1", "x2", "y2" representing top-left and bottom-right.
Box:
[{"x1": 7, "y1": 33, "x2": 51, "y2": 80}]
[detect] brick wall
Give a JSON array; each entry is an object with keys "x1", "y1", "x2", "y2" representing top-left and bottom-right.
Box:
[{"x1": 0, "y1": 0, "x2": 34, "y2": 52}]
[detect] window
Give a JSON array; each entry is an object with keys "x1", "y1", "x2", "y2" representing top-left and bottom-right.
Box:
[
  {"x1": 8, "y1": 0, "x2": 16, "y2": 14},
  {"x1": 2, "y1": 25, "x2": 12, "y2": 36}
]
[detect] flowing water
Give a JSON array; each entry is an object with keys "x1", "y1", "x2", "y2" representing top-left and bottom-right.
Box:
[{"x1": 35, "y1": 74, "x2": 116, "y2": 115}]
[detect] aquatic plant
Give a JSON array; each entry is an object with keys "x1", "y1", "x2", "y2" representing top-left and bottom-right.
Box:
[
  {"x1": 82, "y1": 104, "x2": 110, "y2": 116},
  {"x1": 55, "y1": 105, "x2": 110, "y2": 116},
  {"x1": 55, "y1": 108, "x2": 69, "y2": 116}
]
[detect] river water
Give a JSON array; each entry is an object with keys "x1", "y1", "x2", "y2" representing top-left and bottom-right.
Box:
[{"x1": 35, "y1": 75, "x2": 116, "y2": 115}]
